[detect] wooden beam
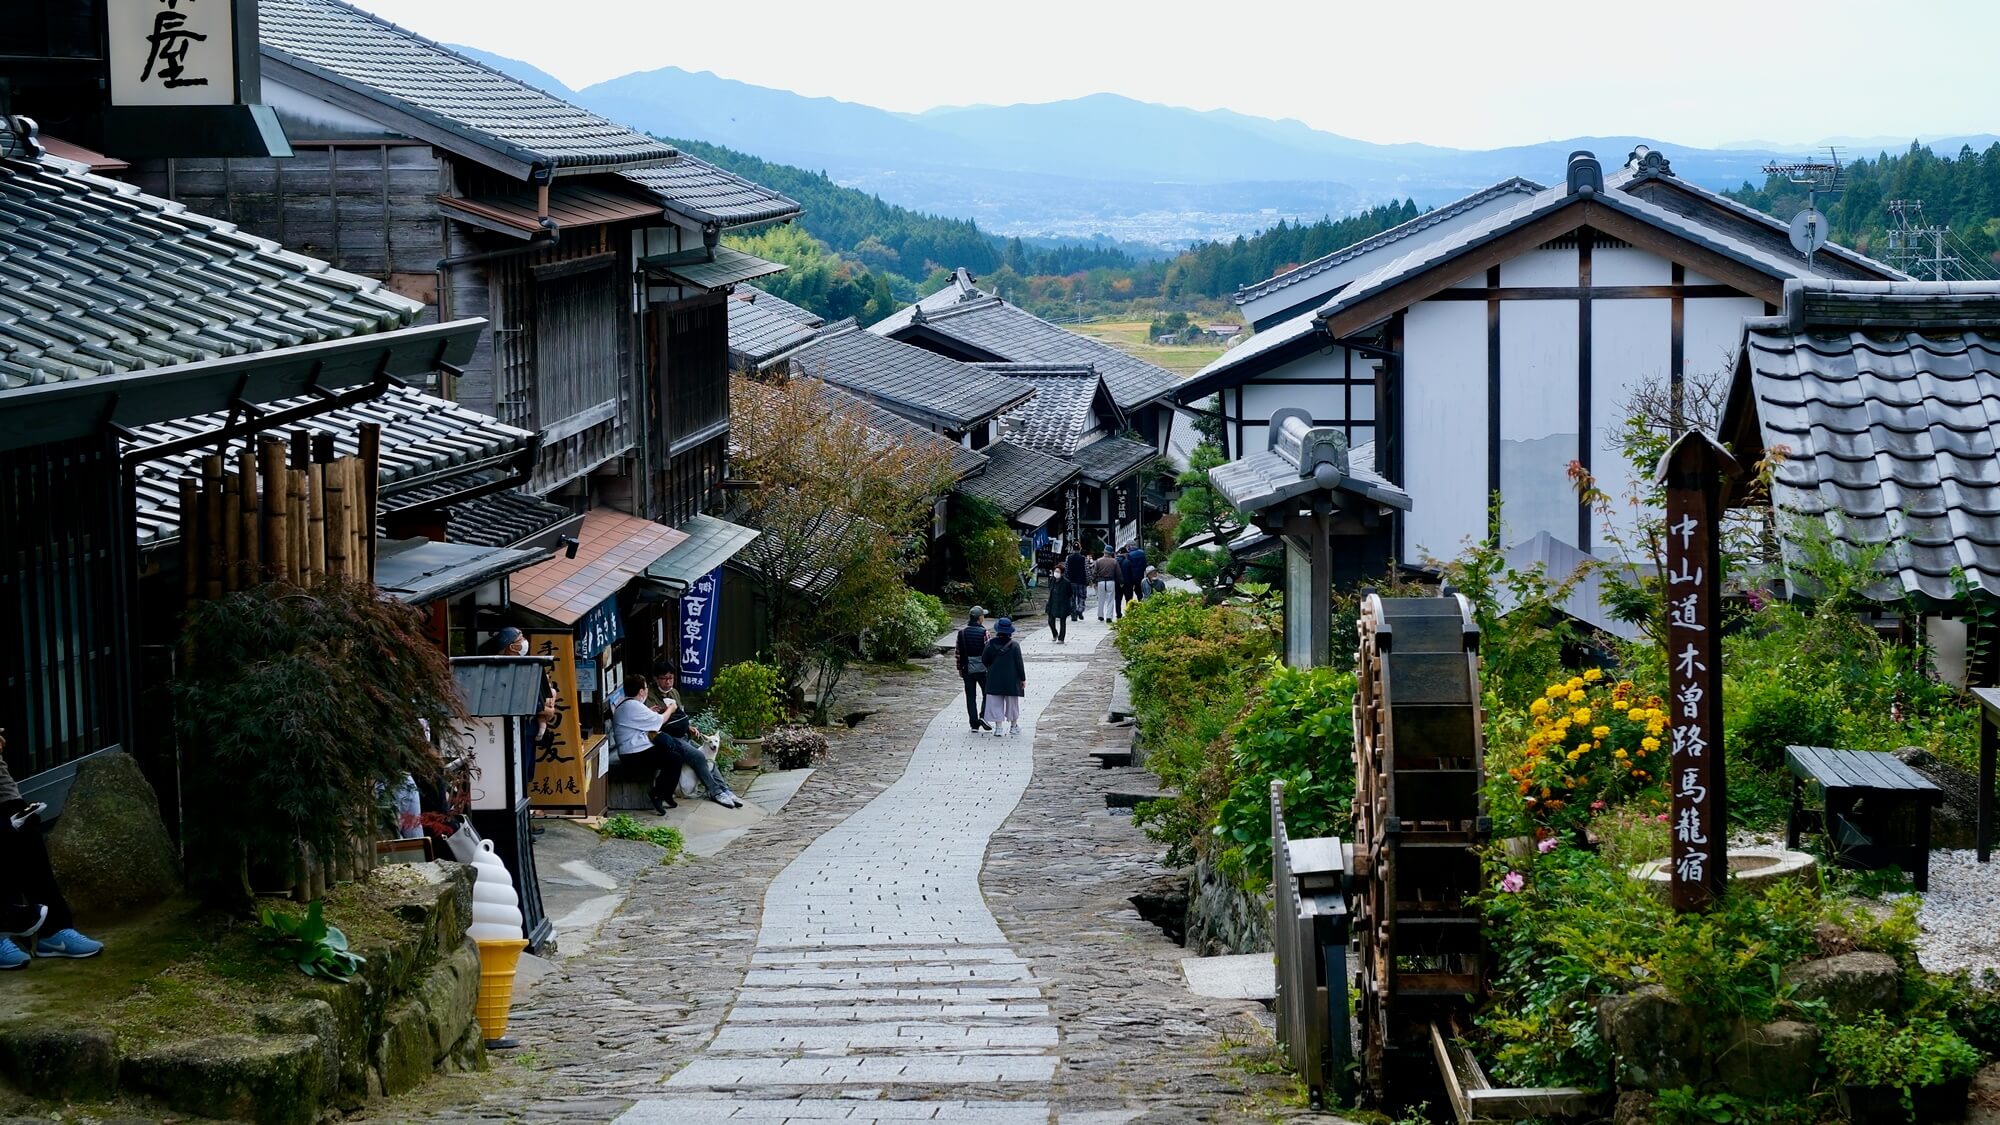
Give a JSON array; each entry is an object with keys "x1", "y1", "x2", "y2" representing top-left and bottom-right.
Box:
[
  {"x1": 1324, "y1": 205, "x2": 1591, "y2": 338},
  {"x1": 1422, "y1": 283, "x2": 1742, "y2": 301},
  {"x1": 1486, "y1": 265, "x2": 1501, "y2": 525},
  {"x1": 1578, "y1": 229, "x2": 1594, "y2": 552},
  {"x1": 1575, "y1": 201, "x2": 1785, "y2": 306}
]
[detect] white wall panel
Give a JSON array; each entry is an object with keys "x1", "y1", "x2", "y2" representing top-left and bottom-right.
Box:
[
  {"x1": 1501, "y1": 246, "x2": 1577, "y2": 287},
  {"x1": 1499, "y1": 300, "x2": 1579, "y2": 547},
  {"x1": 1590, "y1": 298, "x2": 1671, "y2": 551},
  {"x1": 1684, "y1": 296, "x2": 1765, "y2": 385},
  {"x1": 1403, "y1": 300, "x2": 1489, "y2": 561},
  {"x1": 1593, "y1": 245, "x2": 1674, "y2": 286}
]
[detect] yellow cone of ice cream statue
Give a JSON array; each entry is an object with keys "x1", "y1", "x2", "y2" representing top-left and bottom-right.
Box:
[{"x1": 466, "y1": 839, "x2": 530, "y2": 1047}]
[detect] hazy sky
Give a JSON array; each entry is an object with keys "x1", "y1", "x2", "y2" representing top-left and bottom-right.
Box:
[{"x1": 347, "y1": 0, "x2": 1995, "y2": 150}]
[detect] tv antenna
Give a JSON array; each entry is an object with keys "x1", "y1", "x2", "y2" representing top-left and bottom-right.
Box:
[{"x1": 1762, "y1": 147, "x2": 1844, "y2": 272}]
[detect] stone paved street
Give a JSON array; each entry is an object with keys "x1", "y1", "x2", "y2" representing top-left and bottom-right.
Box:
[{"x1": 388, "y1": 604, "x2": 1320, "y2": 1124}]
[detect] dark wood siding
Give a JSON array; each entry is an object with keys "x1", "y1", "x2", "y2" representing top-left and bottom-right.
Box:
[
  {"x1": 1, "y1": 435, "x2": 128, "y2": 786},
  {"x1": 659, "y1": 297, "x2": 730, "y2": 452}
]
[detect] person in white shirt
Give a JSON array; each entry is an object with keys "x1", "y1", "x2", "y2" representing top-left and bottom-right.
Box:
[
  {"x1": 612, "y1": 673, "x2": 741, "y2": 810},
  {"x1": 608, "y1": 675, "x2": 684, "y2": 815}
]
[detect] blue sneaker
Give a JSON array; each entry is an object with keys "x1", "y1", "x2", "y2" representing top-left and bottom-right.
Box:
[
  {"x1": 0, "y1": 938, "x2": 28, "y2": 970},
  {"x1": 34, "y1": 929, "x2": 102, "y2": 959}
]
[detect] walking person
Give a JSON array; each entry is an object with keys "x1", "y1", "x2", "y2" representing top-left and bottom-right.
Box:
[
  {"x1": 1092, "y1": 548, "x2": 1122, "y2": 622},
  {"x1": 980, "y1": 618, "x2": 1027, "y2": 738},
  {"x1": 1063, "y1": 547, "x2": 1089, "y2": 621},
  {"x1": 1114, "y1": 546, "x2": 1133, "y2": 610},
  {"x1": 1124, "y1": 543, "x2": 1150, "y2": 605},
  {"x1": 1043, "y1": 569, "x2": 1070, "y2": 644},
  {"x1": 955, "y1": 607, "x2": 993, "y2": 732}
]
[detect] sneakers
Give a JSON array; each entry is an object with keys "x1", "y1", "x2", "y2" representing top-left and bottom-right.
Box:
[
  {"x1": 0, "y1": 938, "x2": 27, "y2": 970},
  {"x1": 34, "y1": 928, "x2": 103, "y2": 959},
  {"x1": 712, "y1": 792, "x2": 743, "y2": 809},
  {"x1": 1010, "y1": 725, "x2": 1022, "y2": 737}
]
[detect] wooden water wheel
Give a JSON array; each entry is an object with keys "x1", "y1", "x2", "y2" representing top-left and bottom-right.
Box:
[{"x1": 1352, "y1": 593, "x2": 1489, "y2": 1100}]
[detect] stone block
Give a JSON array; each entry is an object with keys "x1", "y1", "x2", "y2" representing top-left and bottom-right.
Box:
[
  {"x1": 1717, "y1": 1018, "x2": 1821, "y2": 1099},
  {"x1": 1781, "y1": 951, "x2": 1902, "y2": 1023},
  {"x1": 298, "y1": 976, "x2": 372, "y2": 1105},
  {"x1": 0, "y1": 1025, "x2": 120, "y2": 1101},
  {"x1": 1599, "y1": 985, "x2": 1706, "y2": 1089},
  {"x1": 123, "y1": 1034, "x2": 324, "y2": 1125},
  {"x1": 44, "y1": 751, "x2": 182, "y2": 914},
  {"x1": 417, "y1": 939, "x2": 481, "y2": 1063},
  {"x1": 1611, "y1": 1090, "x2": 1656, "y2": 1125},
  {"x1": 254, "y1": 999, "x2": 340, "y2": 1104},
  {"x1": 373, "y1": 999, "x2": 435, "y2": 1097}
]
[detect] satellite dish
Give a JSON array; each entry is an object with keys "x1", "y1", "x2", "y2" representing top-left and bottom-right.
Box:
[{"x1": 1789, "y1": 208, "x2": 1830, "y2": 256}]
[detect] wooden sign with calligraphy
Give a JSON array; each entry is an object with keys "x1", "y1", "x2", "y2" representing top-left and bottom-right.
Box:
[
  {"x1": 526, "y1": 630, "x2": 587, "y2": 814},
  {"x1": 1655, "y1": 431, "x2": 1741, "y2": 912}
]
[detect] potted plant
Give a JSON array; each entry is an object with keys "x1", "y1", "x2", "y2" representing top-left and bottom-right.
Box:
[
  {"x1": 764, "y1": 724, "x2": 829, "y2": 771},
  {"x1": 1826, "y1": 1013, "x2": 1981, "y2": 1123},
  {"x1": 707, "y1": 661, "x2": 786, "y2": 766}
]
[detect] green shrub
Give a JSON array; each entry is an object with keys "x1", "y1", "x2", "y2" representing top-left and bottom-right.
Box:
[
  {"x1": 860, "y1": 588, "x2": 953, "y2": 662},
  {"x1": 597, "y1": 814, "x2": 684, "y2": 863},
  {"x1": 965, "y1": 526, "x2": 1025, "y2": 611},
  {"x1": 1727, "y1": 677, "x2": 1841, "y2": 770},
  {"x1": 708, "y1": 661, "x2": 786, "y2": 738},
  {"x1": 1211, "y1": 661, "x2": 1356, "y2": 887},
  {"x1": 1825, "y1": 1013, "x2": 1981, "y2": 1107}
]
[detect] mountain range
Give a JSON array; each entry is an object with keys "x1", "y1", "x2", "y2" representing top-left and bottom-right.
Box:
[{"x1": 452, "y1": 46, "x2": 1997, "y2": 250}]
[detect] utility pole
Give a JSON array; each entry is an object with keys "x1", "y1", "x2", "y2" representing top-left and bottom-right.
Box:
[{"x1": 1886, "y1": 199, "x2": 1958, "y2": 281}]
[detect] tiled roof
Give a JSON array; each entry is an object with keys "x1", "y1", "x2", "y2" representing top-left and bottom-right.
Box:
[
  {"x1": 1311, "y1": 153, "x2": 1900, "y2": 338},
  {"x1": 1616, "y1": 156, "x2": 1900, "y2": 282},
  {"x1": 1177, "y1": 303, "x2": 1325, "y2": 401},
  {"x1": 0, "y1": 146, "x2": 421, "y2": 390},
  {"x1": 259, "y1": 0, "x2": 674, "y2": 173},
  {"x1": 1067, "y1": 435, "x2": 1157, "y2": 487},
  {"x1": 729, "y1": 292, "x2": 823, "y2": 366},
  {"x1": 445, "y1": 491, "x2": 577, "y2": 549},
  {"x1": 980, "y1": 364, "x2": 1105, "y2": 456},
  {"x1": 955, "y1": 440, "x2": 1079, "y2": 518},
  {"x1": 734, "y1": 375, "x2": 986, "y2": 483},
  {"x1": 452, "y1": 657, "x2": 548, "y2": 718},
  {"x1": 437, "y1": 184, "x2": 662, "y2": 235},
  {"x1": 738, "y1": 286, "x2": 822, "y2": 328},
  {"x1": 732, "y1": 492, "x2": 867, "y2": 598},
  {"x1": 1724, "y1": 279, "x2": 2000, "y2": 606},
  {"x1": 643, "y1": 513, "x2": 761, "y2": 590},
  {"x1": 870, "y1": 271, "x2": 1182, "y2": 412},
  {"x1": 126, "y1": 383, "x2": 533, "y2": 546},
  {"x1": 509, "y1": 508, "x2": 687, "y2": 624},
  {"x1": 1235, "y1": 177, "x2": 1544, "y2": 306},
  {"x1": 620, "y1": 155, "x2": 800, "y2": 229},
  {"x1": 1211, "y1": 418, "x2": 1409, "y2": 516},
  {"x1": 648, "y1": 245, "x2": 787, "y2": 291},
  {"x1": 1498, "y1": 531, "x2": 1643, "y2": 641},
  {"x1": 787, "y1": 323, "x2": 1034, "y2": 431}
]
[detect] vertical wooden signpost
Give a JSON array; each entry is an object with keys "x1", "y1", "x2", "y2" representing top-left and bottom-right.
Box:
[{"x1": 1657, "y1": 431, "x2": 1740, "y2": 911}]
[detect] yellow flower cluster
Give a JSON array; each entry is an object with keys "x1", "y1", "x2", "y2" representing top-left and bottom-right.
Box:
[{"x1": 1510, "y1": 673, "x2": 1667, "y2": 828}]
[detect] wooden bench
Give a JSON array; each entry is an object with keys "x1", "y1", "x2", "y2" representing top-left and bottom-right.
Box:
[{"x1": 1786, "y1": 745, "x2": 1943, "y2": 890}]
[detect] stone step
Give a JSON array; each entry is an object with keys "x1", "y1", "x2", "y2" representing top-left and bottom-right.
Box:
[
  {"x1": 665, "y1": 1054, "x2": 1060, "y2": 1087},
  {"x1": 711, "y1": 1023, "x2": 1061, "y2": 1050},
  {"x1": 1106, "y1": 788, "x2": 1174, "y2": 810},
  {"x1": 1089, "y1": 748, "x2": 1134, "y2": 768},
  {"x1": 728, "y1": 1002, "x2": 1052, "y2": 1023},
  {"x1": 1107, "y1": 671, "x2": 1134, "y2": 723},
  {"x1": 617, "y1": 1097, "x2": 1055, "y2": 1124}
]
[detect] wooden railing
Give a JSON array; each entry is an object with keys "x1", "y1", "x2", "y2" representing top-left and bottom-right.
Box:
[{"x1": 1270, "y1": 779, "x2": 1355, "y2": 1109}]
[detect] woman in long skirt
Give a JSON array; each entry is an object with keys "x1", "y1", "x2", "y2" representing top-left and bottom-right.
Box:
[{"x1": 980, "y1": 618, "x2": 1027, "y2": 737}]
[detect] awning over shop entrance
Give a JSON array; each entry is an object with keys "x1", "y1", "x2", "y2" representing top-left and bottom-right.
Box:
[
  {"x1": 643, "y1": 245, "x2": 787, "y2": 291},
  {"x1": 640, "y1": 513, "x2": 760, "y2": 595},
  {"x1": 509, "y1": 509, "x2": 688, "y2": 626},
  {"x1": 374, "y1": 538, "x2": 549, "y2": 606}
]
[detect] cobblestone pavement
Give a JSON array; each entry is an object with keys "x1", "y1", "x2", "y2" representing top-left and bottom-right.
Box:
[{"x1": 390, "y1": 599, "x2": 1321, "y2": 1124}]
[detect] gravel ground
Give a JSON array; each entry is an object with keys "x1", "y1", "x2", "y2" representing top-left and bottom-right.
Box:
[{"x1": 1897, "y1": 849, "x2": 2000, "y2": 978}]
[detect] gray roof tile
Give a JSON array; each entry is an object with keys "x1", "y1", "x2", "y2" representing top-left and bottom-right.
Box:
[
  {"x1": 1066, "y1": 435, "x2": 1156, "y2": 487},
  {"x1": 1235, "y1": 177, "x2": 1544, "y2": 306},
  {"x1": 260, "y1": 0, "x2": 674, "y2": 172},
  {"x1": 0, "y1": 149, "x2": 420, "y2": 391},
  {"x1": 1726, "y1": 279, "x2": 2000, "y2": 605},
  {"x1": 954, "y1": 440, "x2": 1079, "y2": 518},
  {"x1": 978, "y1": 363, "x2": 1107, "y2": 456},
  {"x1": 729, "y1": 295, "x2": 822, "y2": 366},
  {"x1": 620, "y1": 156, "x2": 799, "y2": 229},
  {"x1": 870, "y1": 271, "x2": 1181, "y2": 411},
  {"x1": 787, "y1": 323, "x2": 1034, "y2": 431}
]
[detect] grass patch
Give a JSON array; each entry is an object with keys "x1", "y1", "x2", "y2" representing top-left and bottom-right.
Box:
[
  {"x1": 1075, "y1": 319, "x2": 1228, "y2": 377},
  {"x1": 597, "y1": 814, "x2": 686, "y2": 863}
]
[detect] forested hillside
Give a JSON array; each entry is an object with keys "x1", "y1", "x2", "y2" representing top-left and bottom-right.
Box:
[
  {"x1": 1727, "y1": 142, "x2": 2000, "y2": 279},
  {"x1": 1162, "y1": 201, "x2": 1421, "y2": 299}
]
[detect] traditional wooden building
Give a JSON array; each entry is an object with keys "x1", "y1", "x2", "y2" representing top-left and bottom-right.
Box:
[
  {"x1": 981, "y1": 364, "x2": 1157, "y2": 546},
  {"x1": 124, "y1": 0, "x2": 800, "y2": 528},
  {"x1": 1180, "y1": 148, "x2": 1905, "y2": 565},
  {"x1": 0, "y1": 117, "x2": 489, "y2": 811},
  {"x1": 869, "y1": 269, "x2": 1183, "y2": 463},
  {"x1": 727, "y1": 285, "x2": 824, "y2": 371}
]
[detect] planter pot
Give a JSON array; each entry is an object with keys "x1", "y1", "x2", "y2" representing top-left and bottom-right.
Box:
[
  {"x1": 1840, "y1": 1076, "x2": 1971, "y2": 1123},
  {"x1": 731, "y1": 737, "x2": 764, "y2": 770}
]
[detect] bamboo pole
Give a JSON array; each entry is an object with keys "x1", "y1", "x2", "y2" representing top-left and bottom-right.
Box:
[
  {"x1": 324, "y1": 458, "x2": 348, "y2": 579},
  {"x1": 221, "y1": 457, "x2": 241, "y2": 594},
  {"x1": 346, "y1": 456, "x2": 366, "y2": 582},
  {"x1": 180, "y1": 475, "x2": 202, "y2": 601},
  {"x1": 261, "y1": 440, "x2": 291, "y2": 584},
  {"x1": 307, "y1": 461, "x2": 327, "y2": 581},
  {"x1": 202, "y1": 454, "x2": 226, "y2": 600},
  {"x1": 358, "y1": 424, "x2": 381, "y2": 577},
  {"x1": 291, "y1": 467, "x2": 309, "y2": 586},
  {"x1": 237, "y1": 447, "x2": 261, "y2": 589}
]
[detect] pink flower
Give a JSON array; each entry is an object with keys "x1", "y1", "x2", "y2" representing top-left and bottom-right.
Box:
[
  {"x1": 1499, "y1": 871, "x2": 1526, "y2": 894},
  {"x1": 1656, "y1": 813, "x2": 1669, "y2": 823},
  {"x1": 1590, "y1": 800, "x2": 1606, "y2": 812},
  {"x1": 1537, "y1": 837, "x2": 1558, "y2": 854}
]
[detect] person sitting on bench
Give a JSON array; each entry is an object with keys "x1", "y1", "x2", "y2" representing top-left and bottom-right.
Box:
[
  {"x1": 608, "y1": 676, "x2": 688, "y2": 816},
  {"x1": 641, "y1": 668, "x2": 742, "y2": 810},
  {"x1": 0, "y1": 728, "x2": 104, "y2": 969}
]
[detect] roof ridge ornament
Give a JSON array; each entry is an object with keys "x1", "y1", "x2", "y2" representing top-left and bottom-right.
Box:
[
  {"x1": 909, "y1": 303, "x2": 927, "y2": 325},
  {"x1": 1, "y1": 115, "x2": 44, "y2": 161},
  {"x1": 1626, "y1": 145, "x2": 1673, "y2": 176},
  {"x1": 1567, "y1": 150, "x2": 1603, "y2": 196}
]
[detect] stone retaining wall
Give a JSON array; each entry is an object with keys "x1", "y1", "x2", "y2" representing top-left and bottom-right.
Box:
[
  {"x1": 1182, "y1": 853, "x2": 1272, "y2": 957},
  {"x1": 0, "y1": 862, "x2": 487, "y2": 1124}
]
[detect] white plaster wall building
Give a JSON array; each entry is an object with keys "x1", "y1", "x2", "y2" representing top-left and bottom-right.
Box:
[{"x1": 1177, "y1": 148, "x2": 1904, "y2": 569}]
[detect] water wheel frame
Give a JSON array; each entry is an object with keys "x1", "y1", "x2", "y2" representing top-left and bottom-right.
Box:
[{"x1": 1351, "y1": 592, "x2": 1489, "y2": 1101}]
